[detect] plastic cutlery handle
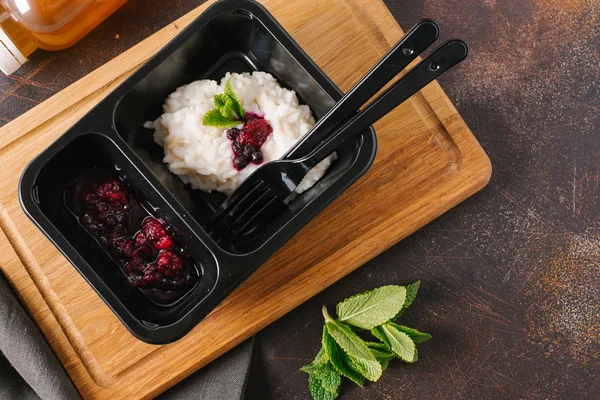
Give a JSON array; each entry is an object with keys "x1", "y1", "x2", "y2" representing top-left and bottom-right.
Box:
[
  {"x1": 283, "y1": 19, "x2": 439, "y2": 159},
  {"x1": 305, "y1": 40, "x2": 469, "y2": 166}
]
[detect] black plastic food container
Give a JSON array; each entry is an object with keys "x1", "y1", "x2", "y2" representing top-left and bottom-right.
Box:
[{"x1": 19, "y1": 0, "x2": 377, "y2": 344}]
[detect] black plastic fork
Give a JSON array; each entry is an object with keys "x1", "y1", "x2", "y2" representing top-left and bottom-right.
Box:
[
  {"x1": 213, "y1": 44, "x2": 468, "y2": 239},
  {"x1": 281, "y1": 19, "x2": 440, "y2": 160}
]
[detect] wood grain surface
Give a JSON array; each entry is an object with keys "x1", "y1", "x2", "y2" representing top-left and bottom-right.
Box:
[{"x1": 0, "y1": 0, "x2": 490, "y2": 398}]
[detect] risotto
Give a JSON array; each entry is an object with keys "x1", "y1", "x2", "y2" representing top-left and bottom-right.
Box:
[{"x1": 145, "y1": 71, "x2": 335, "y2": 195}]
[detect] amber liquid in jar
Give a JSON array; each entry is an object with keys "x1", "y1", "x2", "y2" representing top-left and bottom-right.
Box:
[{"x1": 1, "y1": 0, "x2": 126, "y2": 50}]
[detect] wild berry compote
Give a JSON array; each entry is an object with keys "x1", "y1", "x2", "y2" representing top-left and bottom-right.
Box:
[
  {"x1": 65, "y1": 170, "x2": 198, "y2": 303},
  {"x1": 226, "y1": 113, "x2": 273, "y2": 170}
]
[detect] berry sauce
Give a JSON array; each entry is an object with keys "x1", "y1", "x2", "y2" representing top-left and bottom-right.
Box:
[
  {"x1": 226, "y1": 113, "x2": 273, "y2": 170},
  {"x1": 65, "y1": 170, "x2": 198, "y2": 304}
]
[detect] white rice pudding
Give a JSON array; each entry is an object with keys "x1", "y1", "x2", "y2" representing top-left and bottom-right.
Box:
[{"x1": 146, "y1": 72, "x2": 335, "y2": 195}]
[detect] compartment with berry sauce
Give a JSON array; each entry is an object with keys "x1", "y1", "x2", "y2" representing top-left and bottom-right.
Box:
[
  {"x1": 64, "y1": 169, "x2": 199, "y2": 304},
  {"x1": 20, "y1": 132, "x2": 227, "y2": 343}
]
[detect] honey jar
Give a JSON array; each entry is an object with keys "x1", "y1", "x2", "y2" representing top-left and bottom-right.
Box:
[{"x1": 0, "y1": 0, "x2": 126, "y2": 74}]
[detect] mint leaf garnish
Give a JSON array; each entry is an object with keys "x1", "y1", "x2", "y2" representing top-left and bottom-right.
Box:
[
  {"x1": 325, "y1": 316, "x2": 381, "y2": 381},
  {"x1": 214, "y1": 93, "x2": 228, "y2": 110},
  {"x1": 394, "y1": 281, "x2": 420, "y2": 319},
  {"x1": 392, "y1": 323, "x2": 432, "y2": 343},
  {"x1": 371, "y1": 322, "x2": 417, "y2": 363},
  {"x1": 336, "y1": 285, "x2": 406, "y2": 329},
  {"x1": 202, "y1": 109, "x2": 241, "y2": 128},
  {"x1": 322, "y1": 328, "x2": 365, "y2": 387},
  {"x1": 224, "y1": 79, "x2": 245, "y2": 119},
  {"x1": 301, "y1": 284, "x2": 430, "y2": 398},
  {"x1": 203, "y1": 78, "x2": 245, "y2": 127},
  {"x1": 221, "y1": 97, "x2": 239, "y2": 120}
]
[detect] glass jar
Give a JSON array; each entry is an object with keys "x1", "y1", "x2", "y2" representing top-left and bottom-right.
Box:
[{"x1": 0, "y1": 0, "x2": 126, "y2": 74}]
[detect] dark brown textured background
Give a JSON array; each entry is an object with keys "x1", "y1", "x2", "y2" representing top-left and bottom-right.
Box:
[{"x1": 1, "y1": 0, "x2": 599, "y2": 399}]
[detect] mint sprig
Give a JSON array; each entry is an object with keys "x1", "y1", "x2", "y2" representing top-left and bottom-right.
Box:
[
  {"x1": 202, "y1": 78, "x2": 246, "y2": 128},
  {"x1": 300, "y1": 282, "x2": 430, "y2": 400}
]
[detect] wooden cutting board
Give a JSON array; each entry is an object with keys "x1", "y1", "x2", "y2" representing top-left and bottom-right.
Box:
[{"x1": 0, "y1": 0, "x2": 491, "y2": 398}]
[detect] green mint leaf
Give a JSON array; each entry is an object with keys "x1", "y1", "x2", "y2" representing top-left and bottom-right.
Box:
[
  {"x1": 202, "y1": 109, "x2": 240, "y2": 128},
  {"x1": 394, "y1": 281, "x2": 420, "y2": 319},
  {"x1": 322, "y1": 328, "x2": 365, "y2": 387},
  {"x1": 336, "y1": 285, "x2": 406, "y2": 329},
  {"x1": 318, "y1": 362, "x2": 342, "y2": 394},
  {"x1": 308, "y1": 374, "x2": 339, "y2": 400},
  {"x1": 213, "y1": 92, "x2": 239, "y2": 121},
  {"x1": 326, "y1": 320, "x2": 382, "y2": 381},
  {"x1": 302, "y1": 345, "x2": 341, "y2": 399},
  {"x1": 342, "y1": 353, "x2": 382, "y2": 381},
  {"x1": 300, "y1": 348, "x2": 327, "y2": 375},
  {"x1": 365, "y1": 341, "x2": 390, "y2": 352},
  {"x1": 379, "y1": 358, "x2": 389, "y2": 371},
  {"x1": 214, "y1": 93, "x2": 228, "y2": 110},
  {"x1": 365, "y1": 342, "x2": 394, "y2": 371},
  {"x1": 203, "y1": 79, "x2": 246, "y2": 127},
  {"x1": 366, "y1": 342, "x2": 395, "y2": 363},
  {"x1": 221, "y1": 97, "x2": 240, "y2": 120},
  {"x1": 224, "y1": 78, "x2": 246, "y2": 119},
  {"x1": 371, "y1": 322, "x2": 417, "y2": 363},
  {"x1": 391, "y1": 323, "x2": 432, "y2": 343}
]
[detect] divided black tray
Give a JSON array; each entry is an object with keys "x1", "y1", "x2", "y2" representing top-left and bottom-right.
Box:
[{"x1": 19, "y1": 0, "x2": 377, "y2": 344}]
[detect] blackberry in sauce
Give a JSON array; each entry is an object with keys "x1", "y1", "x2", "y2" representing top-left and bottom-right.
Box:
[{"x1": 226, "y1": 113, "x2": 273, "y2": 171}]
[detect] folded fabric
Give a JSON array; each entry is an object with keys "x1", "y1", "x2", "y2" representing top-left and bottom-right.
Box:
[
  {"x1": 157, "y1": 337, "x2": 254, "y2": 400},
  {"x1": 0, "y1": 269, "x2": 254, "y2": 400},
  {"x1": 0, "y1": 271, "x2": 81, "y2": 400}
]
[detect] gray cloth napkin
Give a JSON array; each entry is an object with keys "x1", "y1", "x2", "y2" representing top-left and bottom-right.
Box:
[
  {"x1": 0, "y1": 270, "x2": 253, "y2": 399},
  {"x1": 157, "y1": 337, "x2": 254, "y2": 400}
]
